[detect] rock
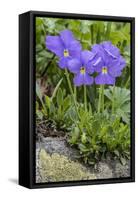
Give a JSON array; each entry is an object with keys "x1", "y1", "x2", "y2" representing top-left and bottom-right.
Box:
[
  {"x1": 93, "y1": 158, "x2": 130, "y2": 179},
  {"x1": 36, "y1": 136, "x2": 130, "y2": 182},
  {"x1": 35, "y1": 147, "x2": 42, "y2": 183},
  {"x1": 37, "y1": 149, "x2": 96, "y2": 183},
  {"x1": 36, "y1": 137, "x2": 80, "y2": 160},
  {"x1": 94, "y1": 161, "x2": 113, "y2": 179},
  {"x1": 113, "y1": 159, "x2": 130, "y2": 178}
]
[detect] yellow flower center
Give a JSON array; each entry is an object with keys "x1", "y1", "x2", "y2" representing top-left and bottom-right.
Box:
[
  {"x1": 102, "y1": 67, "x2": 108, "y2": 74},
  {"x1": 63, "y1": 49, "x2": 69, "y2": 57},
  {"x1": 80, "y1": 67, "x2": 86, "y2": 74}
]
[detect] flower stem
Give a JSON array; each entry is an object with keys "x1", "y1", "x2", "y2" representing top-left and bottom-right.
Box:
[
  {"x1": 98, "y1": 85, "x2": 104, "y2": 113},
  {"x1": 98, "y1": 85, "x2": 102, "y2": 113},
  {"x1": 112, "y1": 85, "x2": 115, "y2": 114},
  {"x1": 64, "y1": 68, "x2": 80, "y2": 119},
  {"x1": 125, "y1": 76, "x2": 130, "y2": 89},
  {"x1": 84, "y1": 85, "x2": 87, "y2": 111},
  {"x1": 64, "y1": 69, "x2": 83, "y2": 134},
  {"x1": 74, "y1": 85, "x2": 77, "y2": 101},
  {"x1": 101, "y1": 85, "x2": 104, "y2": 112}
]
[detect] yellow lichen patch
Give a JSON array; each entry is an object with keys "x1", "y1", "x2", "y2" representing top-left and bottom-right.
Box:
[{"x1": 39, "y1": 149, "x2": 96, "y2": 182}]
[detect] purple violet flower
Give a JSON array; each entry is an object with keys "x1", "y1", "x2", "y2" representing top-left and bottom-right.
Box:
[
  {"x1": 68, "y1": 51, "x2": 95, "y2": 86},
  {"x1": 91, "y1": 41, "x2": 126, "y2": 85},
  {"x1": 46, "y1": 29, "x2": 82, "y2": 69}
]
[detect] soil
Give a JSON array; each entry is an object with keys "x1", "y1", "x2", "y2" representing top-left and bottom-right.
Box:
[{"x1": 36, "y1": 120, "x2": 67, "y2": 139}]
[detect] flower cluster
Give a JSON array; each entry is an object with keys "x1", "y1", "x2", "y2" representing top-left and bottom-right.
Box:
[{"x1": 46, "y1": 29, "x2": 126, "y2": 86}]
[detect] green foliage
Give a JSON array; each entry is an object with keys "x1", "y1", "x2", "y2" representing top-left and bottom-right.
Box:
[
  {"x1": 104, "y1": 86, "x2": 130, "y2": 124},
  {"x1": 36, "y1": 79, "x2": 74, "y2": 130},
  {"x1": 69, "y1": 112, "x2": 130, "y2": 165},
  {"x1": 109, "y1": 23, "x2": 130, "y2": 46}
]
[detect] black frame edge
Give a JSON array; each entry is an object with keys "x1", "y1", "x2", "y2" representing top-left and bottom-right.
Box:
[
  {"x1": 130, "y1": 17, "x2": 135, "y2": 182},
  {"x1": 30, "y1": 10, "x2": 135, "y2": 21},
  {"x1": 19, "y1": 12, "x2": 32, "y2": 188}
]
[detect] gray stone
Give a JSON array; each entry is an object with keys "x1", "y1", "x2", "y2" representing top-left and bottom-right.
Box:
[
  {"x1": 36, "y1": 137, "x2": 80, "y2": 160},
  {"x1": 94, "y1": 161, "x2": 113, "y2": 179},
  {"x1": 36, "y1": 136, "x2": 130, "y2": 182},
  {"x1": 113, "y1": 160, "x2": 130, "y2": 178}
]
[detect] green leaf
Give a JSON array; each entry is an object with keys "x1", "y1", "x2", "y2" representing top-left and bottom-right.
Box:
[
  {"x1": 114, "y1": 150, "x2": 120, "y2": 157},
  {"x1": 36, "y1": 82, "x2": 42, "y2": 102},
  {"x1": 104, "y1": 86, "x2": 130, "y2": 123},
  {"x1": 120, "y1": 156, "x2": 127, "y2": 166},
  {"x1": 38, "y1": 50, "x2": 53, "y2": 59},
  {"x1": 57, "y1": 88, "x2": 63, "y2": 106},
  {"x1": 78, "y1": 144, "x2": 89, "y2": 153},
  {"x1": 69, "y1": 127, "x2": 80, "y2": 144},
  {"x1": 81, "y1": 132, "x2": 87, "y2": 144},
  {"x1": 63, "y1": 95, "x2": 71, "y2": 111},
  {"x1": 36, "y1": 82, "x2": 45, "y2": 109},
  {"x1": 36, "y1": 44, "x2": 43, "y2": 52},
  {"x1": 68, "y1": 106, "x2": 78, "y2": 122},
  {"x1": 36, "y1": 110, "x2": 43, "y2": 120},
  {"x1": 51, "y1": 78, "x2": 63, "y2": 101},
  {"x1": 88, "y1": 103, "x2": 92, "y2": 114},
  {"x1": 49, "y1": 101, "x2": 56, "y2": 115},
  {"x1": 36, "y1": 18, "x2": 43, "y2": 26},
  {"x1": 45, "y1": 95, "x2": 51, "y2": 109}
]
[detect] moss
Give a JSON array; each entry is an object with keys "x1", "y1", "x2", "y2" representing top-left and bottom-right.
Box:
[{"x1": 38, "y1": 149, "x2": 96, "y2": 182}]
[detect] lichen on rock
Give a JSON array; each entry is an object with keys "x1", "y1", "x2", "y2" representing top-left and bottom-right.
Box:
[{"x1": 38, "y1": 149, "x2": 96, "y2": 182}]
